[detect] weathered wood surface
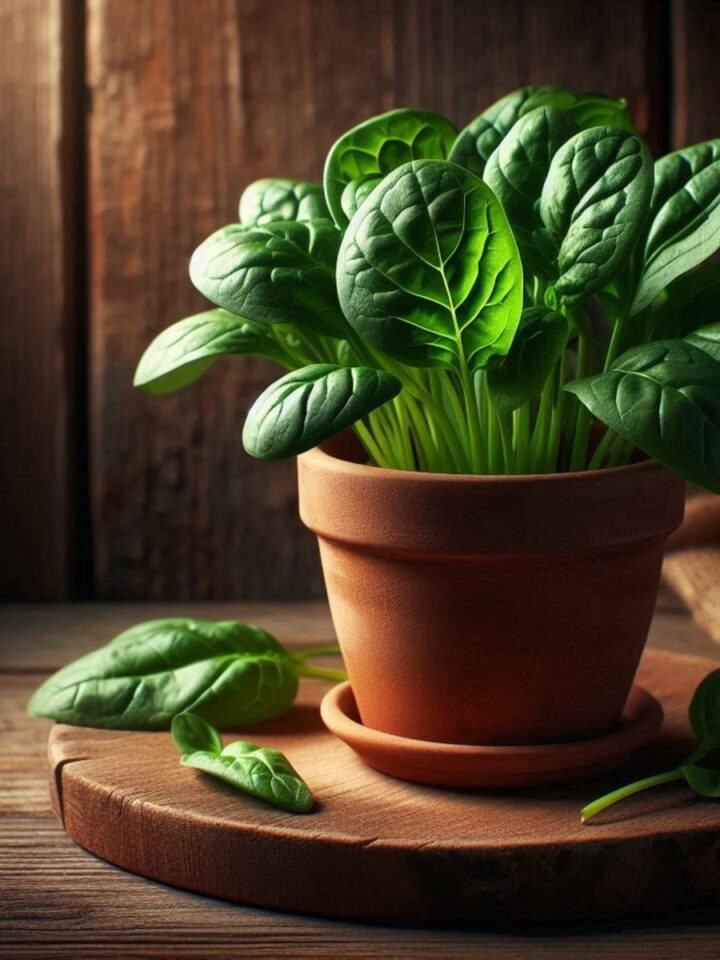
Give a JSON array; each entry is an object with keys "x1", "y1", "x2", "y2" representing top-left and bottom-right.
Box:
[
  {"x1": 86, "y1": 0, "x2": 670, "y2": 600},
  {"x1": 672, "y1": 0, "x2": 720, "y2": 147},
  {"x1": 0, "y1": 0, "x2": 84, "y2": 598},
  {"x1": 47, "y1": 648, "x2": 720, "y2": 925},
  {"x1": 5, "y1": 603, "x2": 720, "y2": 956}
]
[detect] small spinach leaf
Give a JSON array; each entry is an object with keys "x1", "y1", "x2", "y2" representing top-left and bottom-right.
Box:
[
  {"x1": 450, "y1": 85, "x2": 633, "y2": 177},
  {"x1": 487, "y1": 307, "x2": 567, "y2": 412},
  {"x1": 242, "y1": 364, "x2": 401, "y2": 460},
  {"x1": 680, "y1": 765, "x2": 720, "y2": 798},
  {"x1": 337, "y1": 159, "x2": 523, "y2": 372},
  {"x1": 134, "y1": 309, "x2": 286, "y2": 394},
  {"x1": 484, "y1": 106, "x2": 578, "y2": 278},
  {"x1": 239, "y1": 178, "x2": 329, "y2": 225},
  {"x1": 566, "y1": 332, "x2": 720, "y2": 492},
  {"x1": 540, "y1": 127, "x2": 653, "y2": 305},
  {"x1": 687, "y1": 668, "x2": 720, "y2": 757},
  {"x1": 172, "y1": 712, "x2": 223, "y2": 755},
  {"x1": 189, "y1": 219, "x2": 347, "y2": 338},
  {"x1": 632, "y1": 141, "x2": 720, "y2": 315},
  {"x1": 175, "y1": 717, "x2": 314, "y2": 814},
  {"x1": 28, "y1": 619, "x2": 299, "y2": 730},
  {"x1": 323, "y1": 108, "x2": 457, "y2": 228}
]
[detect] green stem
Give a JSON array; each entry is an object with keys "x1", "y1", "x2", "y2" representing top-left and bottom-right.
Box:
[
  {"x1": 587, "y1": 426, "x2": 618, "y2": 471},
  {"x1": 581, "y1": 769, "x2": 685, "y2": 823},
  {"x1": 292, "y1": 644, "x2": 342, "y2": 662},
  {"x1": 294, "y1": 663, "x2": 348, "y2": 682}
]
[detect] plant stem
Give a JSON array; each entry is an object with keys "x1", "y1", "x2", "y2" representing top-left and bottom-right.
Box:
[
  {"x1": 292, "y1": 644, "x2": 343, "y2": 661},
  {"x1": 581, "y1": 769, "x2": 684, "y2": 823},
  {"x1": 294, "y1": 663, "x2": 348, "y2": 682}
]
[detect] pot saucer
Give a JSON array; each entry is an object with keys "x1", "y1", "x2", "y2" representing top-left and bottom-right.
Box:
[{"x1": 320, "y1": 682, "x2": 664, "y2": 789}]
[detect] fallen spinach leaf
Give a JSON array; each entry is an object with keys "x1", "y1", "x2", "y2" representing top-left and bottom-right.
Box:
[
  {"x1": 29, "y1": 619, "x2": 300, "y2": 730},
  {"x1": 173, "y1": 712, "x2": 313, "y2": 813},
  {"x1": 582, "y1": 669, "x2": 720, "y2": 822}
]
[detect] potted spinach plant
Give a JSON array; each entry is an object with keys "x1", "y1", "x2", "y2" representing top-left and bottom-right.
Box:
[{"x1": 135, "y1": 84, "x2": 720, "y2": 776}]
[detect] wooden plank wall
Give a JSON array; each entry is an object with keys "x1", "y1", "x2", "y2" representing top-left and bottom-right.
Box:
[{"x1": 3, "y1": 0, "x2": 718, "y2": 600}]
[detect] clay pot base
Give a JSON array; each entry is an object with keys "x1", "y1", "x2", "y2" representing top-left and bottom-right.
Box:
[{"x1": 321, "y1": 682, "x2": 664, "y2": 788}]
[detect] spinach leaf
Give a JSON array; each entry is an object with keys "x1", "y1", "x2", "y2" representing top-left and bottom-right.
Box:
[
  {"x1": 239, "y1": 178, "x2": 329, "y2": 225},
  {"x1": 450, "y1": 85, "x2": 633, "y2": 177},
  {"x1": 173, "y1": 713, "x2": 313, "y2": 813},
  {"x1": 323, "y1": 108, "x2": 458, "y2": 228},
  {"x1": 28, "y1": 619, "x2": 299, "y2": 730},
  {"x1": 646, "y1": 264, "x2": 720, "y2": 341},
  {"x1": 134, "y1": 309, "x2": 286, "y2": 394},
  {"x1": 566, "y1": 330, "x2": 720, "y2": 492},
  {"x1": 340, "y1": 175, "x2": 382, "y2": 223},
  {"x1": 243, "y1": 363, "x2": 401, "y2": 460},
  {"x1": 540, "y1": 127, "x2": 653, "y2": 306},
  {"x1": 583, "y1": 670, "x2": 720, "y2": 821},
  {"x1": 632, "y1": 141, "x2": 720, "y2": 315},
  {"x1": 337, "y1": 159, "x2": 523, "y2": 372},
  {"x1": 172, "y1": 711, "x2": 223, "y2": 755},
  {"x1": 484, "y1": 106, "x2": 578, "y2": 278},
  {"x1": 487, "y1": 307, "x2": 567, "y2": 412},
  {"x1": 189, "y1": 219, "x2": 347, "y2": 338}
]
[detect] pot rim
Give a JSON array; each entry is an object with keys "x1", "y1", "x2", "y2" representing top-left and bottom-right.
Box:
[{"x1": 299, "y1": 436, "x2": 667, "y2": 486}]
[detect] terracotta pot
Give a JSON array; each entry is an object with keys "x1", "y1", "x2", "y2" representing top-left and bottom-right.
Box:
[{"x1": 298, "y1": 434, "x2": 685, "y2": 747}]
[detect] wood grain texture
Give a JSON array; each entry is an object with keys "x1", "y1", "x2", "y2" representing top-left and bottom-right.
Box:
[
  {"x1": 0, "y1": 0, "x2": 84, "y2": 598},
  {"x1": 87, "y1": 0, "x2": 670, "y2": 600},
  {"x1": 672, "y1": 0, "x2": 720, "y2": 147},
  {"x1": 5, "y1": 604, "x2": 720, "y2": 956},
  {"x1": 44, "y1": 649, "x2": 720, "y2": 926}
]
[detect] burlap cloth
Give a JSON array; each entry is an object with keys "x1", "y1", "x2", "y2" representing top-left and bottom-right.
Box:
[{"x1": 664, "y1": 493, "x2": 720, "y2": 644}]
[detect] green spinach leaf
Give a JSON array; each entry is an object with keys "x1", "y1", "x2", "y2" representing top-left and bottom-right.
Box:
[
  {"x1": 337, "y1": 159, "x2": 523, "y2": 372},
  {"x1": 567, "y1": 330, "x2": 720, "y2": 492},
  {"x1": 239, "y1": 178, "x2": 329, "y2": 225},
  {"x1": 583, "y1": 670, "x2": 720, "y2": 821},
  {"x1": 172, "y1": 711, "x2": 223, "y2": 755},
  {"x1": 243, "y1": 363, "x2": 402, "y2": 460},
  {"x1": 323, "y1": 108, "x2": 457, "y2": 228},
  {"x1": 646, "y1": 264, "x2": 720, "y2": 341},
  {"x1": 540, "y1": 127, "x2": 653, "y2": 305},
  {"x1": 28, "y1": 619, "x2": 299, "y2": 730},
  {"x1": 450, "y1": 85, "x2": 633, "y2": 177},
  {"x1": 632, "y1": 141, "x2": 720, "y2": 315},
  {"x1": 487, "y1": 307, "x2": 567, "y2": 411},
  {"x1": 173, "y1": 713, "x2": 313, "y2": 813},
  {"x1": 484, "y1": 106, "x2": 578, "y2": 277},
  {"x1": 189, "y1": 219, "x2": 347, "y2": 338},
  {"x1": 134, "y1": 309, "x2": 286, "y2": 394}
]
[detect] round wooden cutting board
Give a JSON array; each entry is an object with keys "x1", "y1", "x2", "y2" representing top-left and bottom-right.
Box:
[{"x1": 48, "y1": 649, "x2": 720, "y2": 926}]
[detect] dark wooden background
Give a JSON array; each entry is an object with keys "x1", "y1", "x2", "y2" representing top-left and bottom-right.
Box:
[{"x1": 1, "y1": 0, "x2": 717, "y2": 601}]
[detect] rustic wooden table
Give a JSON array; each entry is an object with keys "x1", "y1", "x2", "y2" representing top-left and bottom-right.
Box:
[{"x1": 4, "y1": 601, "x2": 720, "y2": 959}]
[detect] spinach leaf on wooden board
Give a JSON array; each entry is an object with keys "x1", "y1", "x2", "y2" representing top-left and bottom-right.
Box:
[
  {"x1": 172, "y1": 713, "x2": 313, "y2": 813},
  {"x1": 337, "y1": 159, "x2": 523, "y2": 372},
  {"x1": 243, "y1": 364, "x2": 402, "y2": 460},
  {"x1": 239, "y1": 178, "x2": 330, "y2": 226},
  {"x1": 583, "y1": 670, "x2": 720, "y2": 822},
  {"x1": 323, "y1": 108, "x2": 458, "y2": 228},
  {"x1": 29, "y1": 619, "x2": 300, "y2": 730},
  {"x1": 134, "y1": 309, "x2": 287, "y2": 394}
]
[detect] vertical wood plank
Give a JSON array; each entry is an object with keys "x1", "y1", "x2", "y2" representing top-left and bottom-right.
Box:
[
  {"x1": 672, "y1": 0, "x2": 720, "y2": 147},
  {"x1": 88, "y1": 0, "x2": 671, "y2": 600},
  {"x1": 0, "y1": 0, "x2": 84, "y2": 598}
]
